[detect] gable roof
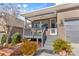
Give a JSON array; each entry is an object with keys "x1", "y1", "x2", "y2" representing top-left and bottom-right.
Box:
[{"x1": 22, "y1": 3, "x2": 79, "y2": 21}]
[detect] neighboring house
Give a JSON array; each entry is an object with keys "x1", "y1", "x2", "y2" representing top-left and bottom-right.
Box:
[
  {"x1": 22, "y1": 3, "x2": 79, "y2": 49},
  {"x1": 0, "y1": 12, "x2": 24, "y2": 38}
]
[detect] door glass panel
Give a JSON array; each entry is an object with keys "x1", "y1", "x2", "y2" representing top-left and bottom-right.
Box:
[{"x1": 42, "y1": 23, "x2": 48, "y2": 30}]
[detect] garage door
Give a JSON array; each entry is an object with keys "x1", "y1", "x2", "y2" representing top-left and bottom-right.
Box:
[{"x1": 64, "y1": 19, "x2": 79, "y2": 43}]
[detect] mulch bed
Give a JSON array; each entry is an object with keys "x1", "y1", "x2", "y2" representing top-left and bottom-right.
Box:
[
  {"x1": 0, "y1": 43, "x2": 22, "y2": 56},
  {"x1": 0, "y1": 48, "x2": 14, "y2": 56},
  {"x1": 0, "y1": 41, "x2": 41, "y2": 56}
]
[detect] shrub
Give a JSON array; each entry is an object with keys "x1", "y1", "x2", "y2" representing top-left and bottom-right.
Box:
[
  {"x1": 53, "y1": 38, "x2": 72, "y2": 55},
  {"x1": 11, "y1": 32, "x2": 21, "y2": 45},
  {"x1": 1, "y1": 34, "x2": 7, "y2": 45},
  {"x1": 21, "y1": 39, "x2": 37, "y2": 55}
]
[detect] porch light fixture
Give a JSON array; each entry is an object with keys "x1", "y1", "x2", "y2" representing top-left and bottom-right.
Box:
[{"x1": 60, "y1": 20, "x2": 64, "y2": 26}]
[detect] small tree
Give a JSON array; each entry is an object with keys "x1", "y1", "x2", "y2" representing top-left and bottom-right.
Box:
[{"x1": 11, "y1": 32, "x2": 21, "y2": 45}]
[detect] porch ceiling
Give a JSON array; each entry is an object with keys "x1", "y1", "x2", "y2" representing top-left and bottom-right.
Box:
[{"x1": 27, "y1": 13, "x2": 56, "y2": 21}]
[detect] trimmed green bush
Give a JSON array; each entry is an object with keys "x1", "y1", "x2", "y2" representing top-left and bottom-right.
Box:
[
  {"x1": 1, "y1": 34, "x2": 7, "y2": 45},
  {"x1": 53, "y1": 38, "x2": 72, "y2": 55},
  {"x1": 11, "y1": 32, "x2": 21, "y2": 45}
]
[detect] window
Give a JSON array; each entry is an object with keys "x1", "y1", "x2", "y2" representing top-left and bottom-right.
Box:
[
  {"x1": 33, "y1": 21, "x2": 43, "y2": 30},
  {"x1": 50, "y1": 19, "x2": 57, "y2": 35},
  {"x1": 51, "y1": 23, "x2": 56, "y2": 28}
]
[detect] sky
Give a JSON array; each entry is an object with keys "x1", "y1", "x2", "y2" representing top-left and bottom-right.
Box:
[
  {"x1": 17, "y1": 3, "x2": 56, "y2": 13},
  {"x1": 0, "y1": 3, "x2": 56, "y2": 14}
]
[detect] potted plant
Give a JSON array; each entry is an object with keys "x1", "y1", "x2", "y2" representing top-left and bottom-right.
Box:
[{"x1": 53, "y1": 38, "x2": 72, "y2": 56}]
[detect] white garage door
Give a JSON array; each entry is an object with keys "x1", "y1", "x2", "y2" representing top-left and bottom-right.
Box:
[{"x1": 64, "y1": 19, "x2": 79, "y2": 43}]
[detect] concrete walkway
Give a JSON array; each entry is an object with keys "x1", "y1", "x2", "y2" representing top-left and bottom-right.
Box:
[
  {"x1": 71, "y1": 43, "x2": 79, "y2": 56},
  {"x1": 36, "y1": 52, "x2": 56, "y2": 56},
  {"x1": 35, "y1": 43, "x2": 79, "y2": 56},
  {"x1": 34, "y1": 49, "x2": 57, "y2": 56}
]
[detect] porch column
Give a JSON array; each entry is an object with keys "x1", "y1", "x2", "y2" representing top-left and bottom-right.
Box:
[
  {"x1": 40, "y1": 21, "x2": 42, "y2": 28},
  {"x1": 57, "y1": 14, "x2": 66, "y2": 39},
  {"x1": 23, "y1": 17, "x2": 26, "y2": 39}
]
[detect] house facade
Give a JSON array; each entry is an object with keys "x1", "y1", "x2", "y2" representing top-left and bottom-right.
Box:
[{"x1": 22, "y1": 3, "x2": 79, "y2": 48}]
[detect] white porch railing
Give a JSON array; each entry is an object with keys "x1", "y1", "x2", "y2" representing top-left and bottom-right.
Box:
[{"x1": 23, "y1": 28, "x2": 43, "y2": 38}]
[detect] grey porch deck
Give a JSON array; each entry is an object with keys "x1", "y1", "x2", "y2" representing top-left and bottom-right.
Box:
[
  {"x1": 24, "y1": 35, "x2": 58, "y2": 50},
  {"x1": 24, "y1": 35, "x2": 44, "y2": 48}
]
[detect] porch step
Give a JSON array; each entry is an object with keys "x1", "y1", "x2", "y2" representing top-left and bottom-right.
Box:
[
  {"x1": 44, "y1": 35, "x2": 57, "y2": 50},
  {"x1": 24, "y1": 35, "x2": 42, "y2": 39}
]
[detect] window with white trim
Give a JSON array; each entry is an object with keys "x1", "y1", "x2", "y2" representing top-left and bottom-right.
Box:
[{"x1": 50, "y1": 19, "x2": 57, "y2": 35}]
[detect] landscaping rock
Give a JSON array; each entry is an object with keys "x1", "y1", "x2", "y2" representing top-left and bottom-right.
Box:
[
  {"x1": 0, "y1": 48, "x2": 14, "y2": 56},
  {"x1": 0, "y1": 43, "x2": 22, "y2": 56}
]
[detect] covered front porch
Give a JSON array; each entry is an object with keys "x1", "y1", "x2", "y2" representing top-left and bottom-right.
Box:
[{"x1": 22, "y1": 11, "x2": 57, "y2": 48}]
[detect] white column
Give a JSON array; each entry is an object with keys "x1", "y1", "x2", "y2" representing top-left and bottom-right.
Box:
[
  {"x1": 23, "y1": 18, "x2": 26, "y2": 39},
  {"x1": 40, "y1": 21, "x2": 42, "y2": 28},
  {"x1": 41, "y1": 38, "x2": 43, "y2": 47},
  {"x1": 37, "y1": 38, "x2": 38, "y2": 46}
]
